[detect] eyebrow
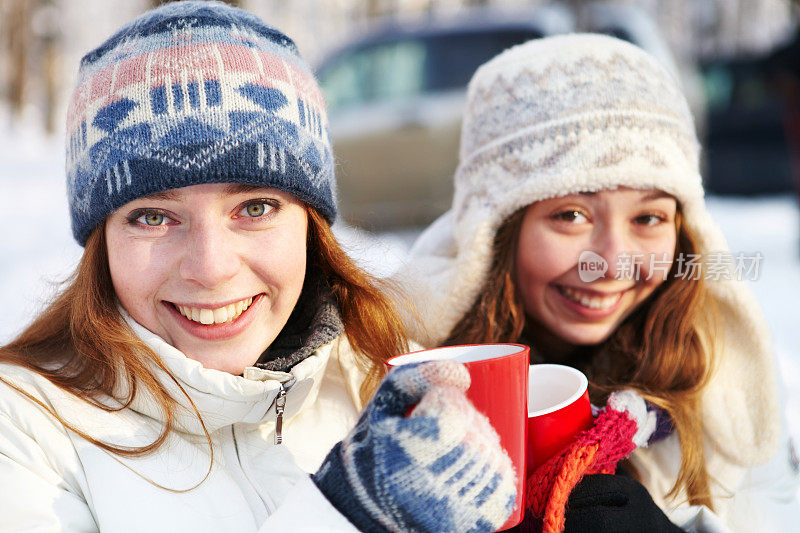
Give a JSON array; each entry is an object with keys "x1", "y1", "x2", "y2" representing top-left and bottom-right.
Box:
[
  {"x1": 223, "y1": 183, "x2": 267, "y2": 195},
  {"x1": 140, "y1": 190, "x2": 181, "y2": 201},
  {"x1": 576, "y1": 191, "x2": 674, "y2": 201},
  {"x1": 138, "y1": 183, "x2": 268, "y2": 202},
  {"x1": 641, "y1": 190, "x2": 674, "y2": 201}
]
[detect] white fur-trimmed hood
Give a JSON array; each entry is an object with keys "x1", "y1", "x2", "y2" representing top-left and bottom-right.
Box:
[{"x1": 395, "y1": 33, "x2": 779, "y2": 469}]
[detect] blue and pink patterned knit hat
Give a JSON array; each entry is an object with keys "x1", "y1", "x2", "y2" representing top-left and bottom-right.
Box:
[{"x1": 65, "y1": 1, "x2": 335, "y2": 245}]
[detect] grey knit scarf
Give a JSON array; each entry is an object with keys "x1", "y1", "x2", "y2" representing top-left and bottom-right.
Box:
[{"x1": 255, "y1": 280, "x2": 344, "y2": 372}]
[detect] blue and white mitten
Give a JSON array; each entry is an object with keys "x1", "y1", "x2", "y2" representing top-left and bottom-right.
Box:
[{"x1": 312, "y1": 360, "x2": 517, "y2": 532}]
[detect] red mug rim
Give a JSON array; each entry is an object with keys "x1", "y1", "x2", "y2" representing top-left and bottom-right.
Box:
[
  {"x1": 528, "y1": 364, "x2": 588, "y2": 418},
  {"x1": 386, "y1": 343, "x2": 530, "y2": 366}
]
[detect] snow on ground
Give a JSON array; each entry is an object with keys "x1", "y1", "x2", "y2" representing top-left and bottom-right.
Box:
[
  {"x1": 1, "y1": 131, "x2": 799, "y2": 488},
  {"x1": 706, "y1": 195, "x2": 800, "y2": 435}
]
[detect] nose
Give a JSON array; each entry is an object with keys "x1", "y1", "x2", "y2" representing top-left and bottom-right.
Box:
[
  {"x1": 178, "y1": 219, "x2": 241, "y2": 289},
  {"x1": 591, "y1": 223, "x2": 636, "y2": 281}
]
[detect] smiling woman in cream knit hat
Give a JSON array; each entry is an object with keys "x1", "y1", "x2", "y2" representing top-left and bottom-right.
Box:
[{"x1": 398, "y1": 33, "x2": 799, "y2": 531}]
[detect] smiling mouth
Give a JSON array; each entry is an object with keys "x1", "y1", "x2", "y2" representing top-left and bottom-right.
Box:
[
  {"x1": 556, "y1": 286, "x2": 624, "y2": 310},
  {"x1": 170, "y1": 296, "x2": 256, "y2": 325}
]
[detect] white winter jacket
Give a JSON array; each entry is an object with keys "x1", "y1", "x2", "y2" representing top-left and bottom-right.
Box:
[{"x1": 0, "y1": 317, "x2": 366, "y2": 532}]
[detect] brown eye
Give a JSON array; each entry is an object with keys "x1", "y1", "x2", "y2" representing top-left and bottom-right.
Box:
[
  {"x1": 553, "y1": 210, "x2": 588, "y2": 223},
  {"x1": 635, "y1": 214, "x2": 665, "y2": 226}
]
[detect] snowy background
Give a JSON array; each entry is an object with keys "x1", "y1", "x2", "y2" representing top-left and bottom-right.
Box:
[{"x1": 1, "y1": 124, "x2": 798, "y2": 500}]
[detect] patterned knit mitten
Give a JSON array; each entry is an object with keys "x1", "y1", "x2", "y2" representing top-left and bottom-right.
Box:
[{"x1": 312, "y1": 360, "x2": 518, "y2": 533}]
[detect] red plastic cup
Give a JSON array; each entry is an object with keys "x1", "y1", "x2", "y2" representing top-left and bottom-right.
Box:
[
  {"x1": 526, "y1": 364, "x2": 594, "y2": 476},
  {"x1": 386, "y1": 344, "x2": 529, "y2": 530}
]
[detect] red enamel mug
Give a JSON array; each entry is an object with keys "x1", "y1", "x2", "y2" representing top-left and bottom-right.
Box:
[
  {"x1": 386, "y1": 343, "x2": 529, "y2": 530},
  {"x1": 526, "y1": 364, "x2": 594, "y2": 476}
]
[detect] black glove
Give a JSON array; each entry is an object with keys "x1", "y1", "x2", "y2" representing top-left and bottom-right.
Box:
[{"x1": 561, "y1": 473, "x2": 684, "y2": 533}]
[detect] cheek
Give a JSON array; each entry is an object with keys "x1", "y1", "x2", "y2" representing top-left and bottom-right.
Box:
[
  {"x1": 515, "y1": 236, "x2": 580, "y2": 320},
  {"x1": 106, "y1": 232, "x2": 170, "y2": 314},
  {"x1": 516, "y1": 235, "x2": 580, "y2": 290},
  {"x1": 628, "y1": 236, "x2": 678, "y2": 310},
  {"x1": 638, "y1": 233, "x2": 678, "y2": 286},
  {"x1": 249, "y1": 222, "x2": 308, "y2": 298},
  {"x1": 272, "y1": 245, "x2": 306, "y2": 294}
]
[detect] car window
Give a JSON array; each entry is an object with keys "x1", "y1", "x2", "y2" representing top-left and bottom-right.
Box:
[
  {"x1": 425, "y1": 30, "x2": 543, "y2": 91},
  {"x1": 319, "y1": 40, "x2": 426, "y2": 112},
  {"x1": 319, "y1": 28, "x2": 543, "y2": 113},
  {"x1": 705, "y1": 62, "x2": 785, "y2": 115},
  {"x1": 701, "y1": 57, "x2": 795, "y2": 195},
  {"x1": 595, "y1": 28, "x2": 634, "y2": 44}
]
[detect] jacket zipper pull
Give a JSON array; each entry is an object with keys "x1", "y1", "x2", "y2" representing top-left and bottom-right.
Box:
[{"x1": 274, "y1": 383, "x2": 287, "y2": 445}]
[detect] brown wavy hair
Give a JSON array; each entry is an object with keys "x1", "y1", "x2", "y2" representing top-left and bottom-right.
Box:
[
  {"x1": 0, "y1": 206, "x2": 406, "y2": 474},
  {"x1": 444, "y1": 207, "x2": 717, "y2": 509}
]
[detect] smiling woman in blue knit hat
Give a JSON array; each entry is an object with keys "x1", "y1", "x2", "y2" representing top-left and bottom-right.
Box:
[{"x1": 0, "y1": 2, "x2": 517, "y2": 532}]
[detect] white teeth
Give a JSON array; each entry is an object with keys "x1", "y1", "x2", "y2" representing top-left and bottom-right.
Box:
[
  {"x1": 176, "y1": 296, "x2": 256, "y2": 325},
  {"x1": 213, "y1": 307, "x2": 228, "y2": 324},
  {"x1": 199, "y1": 308, "x2": 214, "y2": 325},
  {"x1": 561, "y1": 287, "x2": 621, "y2": 310}
]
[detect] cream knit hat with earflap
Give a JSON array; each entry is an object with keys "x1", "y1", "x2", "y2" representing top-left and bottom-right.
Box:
[
  {"x1": 399, "y1": 34, "x2": 779, "y2": 470},
  {"x1": 453, "y1": 33, "x2": 704, "y2": 244}
]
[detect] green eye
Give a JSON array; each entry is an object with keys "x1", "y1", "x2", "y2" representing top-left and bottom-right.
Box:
[
  {"x1": 235, "y1": 199, "x2": 277, "y2": 219},
  {"x1": 245, "y1": 203, "x2": 266, "y2": 217},
  {"x1": 144, "y1": 213, "x2": 165, "y2": 226},
  {"x1": 128, "y1": 210, "x2": 172, "y2": 228}
]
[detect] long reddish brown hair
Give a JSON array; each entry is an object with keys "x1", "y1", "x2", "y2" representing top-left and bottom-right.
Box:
[
  {"x1": 444, "y1": 207, "x2": 718, "y2": 509},
  {"x1": 0, "y1": 206, "x2": 406, "y2": 464},
  {"x1": 306, "y1": 208, "x2": 408, "y2": 401}
]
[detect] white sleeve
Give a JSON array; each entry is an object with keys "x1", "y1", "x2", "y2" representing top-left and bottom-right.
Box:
[
  {"x1": 736, "y1": 362, "x2": 800, "y2": 531},
  {"x1": 671, "y1": 430, "x2": 800, "y2": 533},
  {"x1": 731, "y1": 423, "x2": 800, "y2": 530},
  {"x1": 259, "y1": 475, "x2": 360, "y2": 532},
  {"x1": 670, "y1": 505, "x2": 734, "y2": 532},
  {"x1": 0, "y1": 411, "x2": 98, "y2": 532},
  {"x1": 714, "y1": 368, "x2": 800, "y2": 532}
]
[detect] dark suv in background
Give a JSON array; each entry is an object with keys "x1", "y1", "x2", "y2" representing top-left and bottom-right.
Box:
[{"x1": 700, "y1": 30, "x2": 800, "y2": 196}]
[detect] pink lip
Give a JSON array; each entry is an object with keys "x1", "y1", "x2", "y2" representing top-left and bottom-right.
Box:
[
  {"x1": 162, "y1": 294, "x2": 263, "y2": 341},
  {"x1": 552, "y1": 285, "x2": 627, "y2": 319}
]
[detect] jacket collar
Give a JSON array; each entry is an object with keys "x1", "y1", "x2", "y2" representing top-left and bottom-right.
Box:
[
  {"x1": 121, "y1": 313, "x2": 333, "y2": 435},
  {"x1": 256, "y1": 284, "x2": 344, "y2": 372}
]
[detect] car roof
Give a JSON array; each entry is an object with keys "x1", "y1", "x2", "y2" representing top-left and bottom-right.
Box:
[{"x1": 315, "y1": 5, "x2": 573, "y2": 70}]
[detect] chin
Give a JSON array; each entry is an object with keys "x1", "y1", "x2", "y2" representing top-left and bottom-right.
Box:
[
  {"x1": 200, "y1": 356, "x2": 253, "y2": 374},
  {"x1": 557, "y1": 327, "x2": 616, "y2": 347},
  {"x1": 176, "y1": 344, "x2": 259, "y2": 374}
]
